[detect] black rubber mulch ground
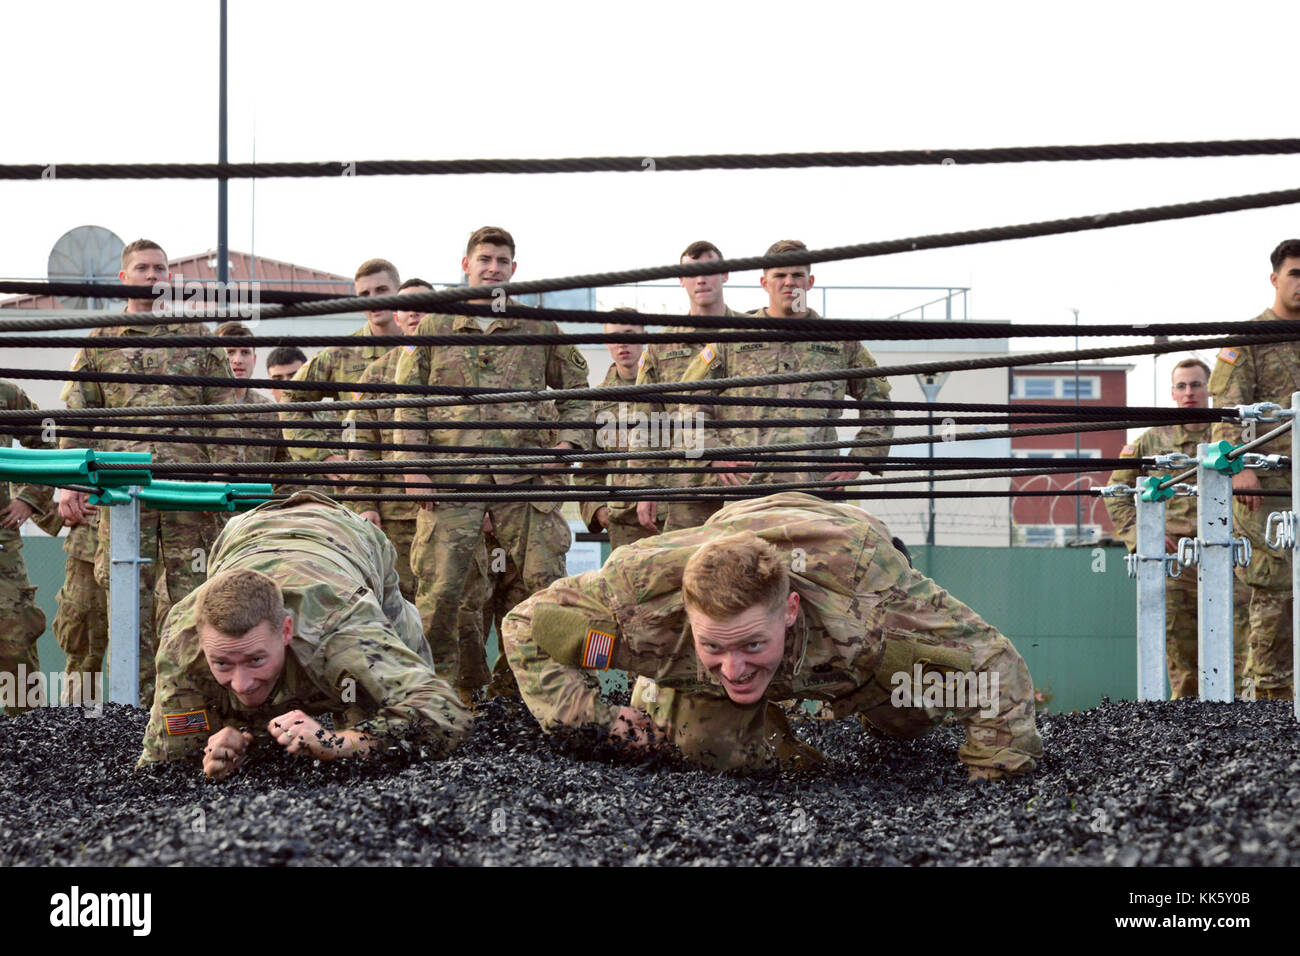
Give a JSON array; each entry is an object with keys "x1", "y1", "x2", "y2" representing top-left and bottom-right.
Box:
[{"x1": 2, "y1": 697, "x2": 1296, "y2": 866}]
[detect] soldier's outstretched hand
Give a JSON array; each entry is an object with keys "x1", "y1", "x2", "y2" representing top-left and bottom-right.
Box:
[
  {"x1": 609, "y1": 705, "x2": 668, "y2": 752},
  {"x1": 203, "y1": 727, "x2": 254, "y2": 780}
]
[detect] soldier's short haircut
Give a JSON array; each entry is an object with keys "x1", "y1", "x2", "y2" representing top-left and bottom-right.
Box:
[
  {"x1": 398, "y1": 277, "x2": 433, "y2": 292},
  {"x1": 196, "y1": 569, "x2": 287, "y2": 636},
  {"x1": 1270, "y1": 239, "x2": 1300, "y2": 272},
  {"x1": 605, "y1": 306, "x2": 644, "y2": 331},
  {"x1": 466, "y1": 226, "x2": 515, "y2": 258},
  {"x1": 682, "y1": 531, "x2": 789, "y2": 618},
  {"x1": 763, "y1": 239, "x2": 811, "y2": 274},
  {"x1": 680, "y1": 240, "x2": 723, "y2": 261},
  {"x1": 121, "y1": 238, "x2": 167, "y2": 269},
  {"x1": 265, "y1": 346, "x2": 307, "y2": 368},
  {"x1": 1172, "y1": 357, "x2": 1210, "y2": 380},
  {"x1": 214, "y1": 321, "x2": 252, "y2": 338},
  {"x1": 355, "y1": 258, "x2": 399, "y2": 284}
]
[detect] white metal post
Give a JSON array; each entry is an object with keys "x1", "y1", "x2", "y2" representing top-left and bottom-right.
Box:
[
  {"x1": 1135, "y1": 492, "x2": 1168, "y2": 700},
  {"x1": 1196, "y1": 444, "x2": 1235, "y2": 702},
  {"x1": 107, "y1": 487, "x2": 147, "y2": 706}
]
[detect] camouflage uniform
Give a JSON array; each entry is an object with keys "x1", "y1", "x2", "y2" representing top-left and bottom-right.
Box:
[
  {"x1": 345, "y1": 348, "x2": 420, "y2": 602},
  {"x1": 0, "y1": 380, "x2": 55, "y2": 714},
  {"x1": 52, "y1": 516, "x2": 109, "y2": 705},
  {"x1": 677, "y1": 308, "x2": 894, "y2": 491},
  {"x1": 502, "y1": 492, "x2": 1042, "y2": 776},
  {"x1": 280, "y1": 324, "x2": 393, "y2": 481},
  {"x1": 1209, "y1": 312, "x2": 1300, "y2": 698},
  {"x1": 394, "y1": 311, "x2": 592, "y2": 692},
  {"x1": 575, "y1": 365, "x2": 663, "y2": 552},
  {"x1": 634, "y1": 308, "x2": 752, "y2": 532},
  {"x1": 138, "y1": 492, "x2": 472, "y2": 767},
  {"x1": 1104, "y1": 423, "x2": 1251, "y2": 697},
  {"x1": 234, "y1": 387, "x2": 286, "y2": 466},
  {"x1": 62, "y1": 322, "x2": 244, "y2": 706}
]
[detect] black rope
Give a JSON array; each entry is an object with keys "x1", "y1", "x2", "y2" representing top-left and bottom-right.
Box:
[
  {"x1": 4, "y1": 330, "x2": 1290, "y2": 420},
  {"x1": 81, "y1": 419, "x2": 1160, "y2": 473},
  {"x1": 9, "y1": 302, "x2": 1300, "y2": 342},
  {"x1": 10, "y1": 182, "x2": 1300, "y2": 327},
  {"x1": 7, "y1": 139, "x2": 1300, "y2": 181}
]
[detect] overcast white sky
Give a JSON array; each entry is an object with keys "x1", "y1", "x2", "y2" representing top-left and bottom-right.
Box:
[{"x1": 2, "y1": 0, "x2": 1296, "y2": 411}]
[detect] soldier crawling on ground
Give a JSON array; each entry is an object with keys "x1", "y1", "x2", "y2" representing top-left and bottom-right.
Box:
[
  {"x1": 503, "y1": 492, "x2": 1042, "y2": 781},
  {"x1": 138, "y1": 492, "x2": 472, "y2": 779}
]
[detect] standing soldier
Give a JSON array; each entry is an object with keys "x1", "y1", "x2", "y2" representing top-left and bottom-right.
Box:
[
  {"x1": 264, "y1": 346, "x2": 307, "y2": 402},
  {"x1": 40, "y1": 506, "x2": 107, "y2": 707},
  {"x1": 1105, "y1": 357, "x2": 1250, "y2": 697},
  {"x1": 215, "y1": 321, "x2": 288, "y2": 488},
  {"x1": 576, "y1": 312, "x2": 664, "y2": 551},
  {"x1": 677, "y1": 239, "x2": 894, "y2": 494},
  {"x1": 0, "y1": 380, "x2": 56, "y2": 714},
  {"x1": 634, "y1": 241, "x2": 751, "y2": 534},
  {"x1": 395, "y1": 226, "x2": 592, "y2": 704},
  {"x1": 280, "y1": 259, "x2": 400, "y2": 488},
  {"x1": 57, "y1": 239, "x2": 244, "y2": 707},
  {"x1": 502, "y1": 492, "x2": 1042, "y2": 779},
  {"x1": 344, "y1": 278, "x2": 433, "y2": 602},
  {"x1": 1209, "y1": 238, "x2": 1300, "y2": 700}
]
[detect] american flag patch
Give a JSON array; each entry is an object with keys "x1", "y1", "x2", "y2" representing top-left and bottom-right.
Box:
[
  {"x1": 164, "y1": 710, "x2": 210, "y2": 735},
  {"x1": 1120, "y1": 443, "x2": 1136, "y2": 456},
  {"x1": 403, "y1": 343, "x2": 416, "y2": 355},
  {"x1": 582, "y1": 629, "x2": 615, "y2": 670},
  {"x1": 700, "y1": 345, "x2": 716, "y2": 364},
  {"x1": 1218, "y1": 347, "x2": 1240, "y2": 365},
  {"x1": 352, "y1": 391, "x2": 363, "y2": 401}
]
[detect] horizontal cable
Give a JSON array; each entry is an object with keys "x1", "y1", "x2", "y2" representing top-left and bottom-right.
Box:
[
  {"x1": 6, "y1": 139, "x2": 1300, "y2": 181},
  {"x1": 9, "y1": 182, "x2": 1300, "y2": 327},
  {"x1": 1, "y1": 330, "x2": 1287, "y2": 419}
]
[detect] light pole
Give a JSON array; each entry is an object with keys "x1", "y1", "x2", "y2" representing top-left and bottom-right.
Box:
[
  {"x1": 915, "y1": 372, "x2": 949, "y2": 546},
  {"x1": 217, "y1": 0, "x2": 228, "y2": 284}
]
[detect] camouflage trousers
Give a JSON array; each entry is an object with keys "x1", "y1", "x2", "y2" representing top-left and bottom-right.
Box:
[
  {"x1": 630, "y1": 627, "x2": 1043, "y2": 776},
  {"x1": 0, "y1": 539, "x2": 47, "y2": 716},
  {"x1": 96, "y1": 509, "x2": 217, "y2": 708},
  {"x1": 1234, "y1": 495, "x2": 1293, "y2": 695},
  {"x1": 53, "y1": 554, "x2": 108, "y2": 705},
  {"x1": 662, "y1": 497, "x2": 723, "y2": 534},
  {"x1": 606, "y1": 510, "x2": 663, "y2": 555},
  {"x1": 482, "y1": 500, "x2": 572, "y2": 692},
  {"x1": 1161, "y1": 573, "x2": 1252, "y2": 699},
  {"x1": 381, "y1": 516, "x2": 418, "y2": 604},
  {"x1": 410, "y1": 503, "x2": 491, "y2": 690}
]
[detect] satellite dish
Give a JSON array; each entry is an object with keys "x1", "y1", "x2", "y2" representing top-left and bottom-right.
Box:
[{"x1": 47, "y1": 225, "x2": 126, "y2": 310}]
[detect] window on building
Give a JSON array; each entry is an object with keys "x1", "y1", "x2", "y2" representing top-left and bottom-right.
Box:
[{"x1": 1013, "y1": 375, "x2": 1102, "y2": 400}]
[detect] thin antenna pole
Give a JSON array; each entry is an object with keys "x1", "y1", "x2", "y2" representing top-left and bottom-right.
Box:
[{"x1": 217, "y1": 0, "x2": 229, "y2": 284}]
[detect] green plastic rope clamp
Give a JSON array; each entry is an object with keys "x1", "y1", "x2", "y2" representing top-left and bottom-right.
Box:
[
  {"x1": 0, "y1": 448, "x2": 151, "y2": 488},
  {"x1": 126, "y1": 480, "x2": 274, "y2": 512},
  {"x1": 1202, "y1": 439, "x2": 1244, "y2": 475},
  {"x1": 1139, "y1": 476, "x2": 1177, "y2": 502}
]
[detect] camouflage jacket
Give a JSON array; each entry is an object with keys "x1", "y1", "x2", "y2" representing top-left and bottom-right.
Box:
[
  {"x1": 138, "y1": 492, "x2": 472, "y2": 766},
  {"x1": 0, "y1": 379, "x2": 56, "y2": 549},
  {"x1": 1209, "y1": 309, "x2": 1300, "y2": 468},
  {"x1": 393, "y1": 311, "x2": 593, "y2": 485},
  {"x1": 231, "y1": 387, "x2": 288, "y2": 468},
  {"x1": 1104, "y1": 422, "x2": 1215, "y2": 551},
  {"x1": 344, "y1": 348, "x2": 419, "y2": 521},
  {"x1": 60, "y1": 321, "x2": 244, "y2": 466},
  {"x1": 502, "y1": 492, "x2": 1033, "y2": 761},
  {"x1": 675, "y1": 308, "x2": 894, "y2": 485},
  {"x1": 634, "y1": 306, "x2": 749, "y2": 489},
  {"x1": 574, "y1": 364, "x2": 645, "y2": 530},
  {"x1": 281, "y1": 323, "x2": 394, "y2": 463}
]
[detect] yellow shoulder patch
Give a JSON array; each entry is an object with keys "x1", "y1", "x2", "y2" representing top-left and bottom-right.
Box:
[
  {"x1": 700, "y1": 345, "x2": 716, "y2": 364},
  {"x1": 1217, "y1": 347, "x2": 1240, "y2": 365}
]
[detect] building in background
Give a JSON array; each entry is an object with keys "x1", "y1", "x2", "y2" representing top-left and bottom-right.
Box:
[{"x1": 1009, "y1": 361, "x2": 1134, "y2": 546}]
